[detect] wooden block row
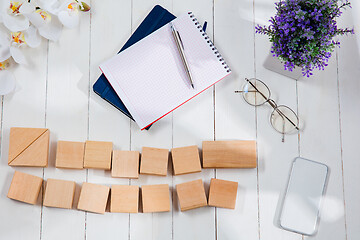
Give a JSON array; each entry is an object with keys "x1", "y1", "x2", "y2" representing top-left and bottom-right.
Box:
[
  {"x1": 8, "y1": 128, "x2": 256, "y2": 171},
  {"x1": 6, "y1": 171, "x2": 170, "y2": 214},
  {"x1": 8, "y1": 171, "x2": 238, "y2": 213},
  {"x1": 176, "y1": 178, "x2": 238, "y2": 211},
  {"x1": 56, "y1": 140, "x2": 113, "y2": 170},
  {"x1": 56, "y1": 141, "x2": 256, "y2": 176}
]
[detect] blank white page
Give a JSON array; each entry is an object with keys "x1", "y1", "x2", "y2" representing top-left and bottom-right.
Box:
[{"x1": 100, "y1": 13, "x2": 231, "y2": 129}]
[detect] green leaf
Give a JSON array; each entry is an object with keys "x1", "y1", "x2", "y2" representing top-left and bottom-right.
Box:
[{"x1": 79, "y1": 2, "x2": 91, "y2": 12}]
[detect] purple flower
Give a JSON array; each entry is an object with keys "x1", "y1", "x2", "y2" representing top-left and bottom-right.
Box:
[{"x1": 255, "y1": 0, "x2": 354, "y2": 77}]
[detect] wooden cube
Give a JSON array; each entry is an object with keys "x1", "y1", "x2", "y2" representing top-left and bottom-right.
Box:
[
  {"x1": 208, "y1": 178, "x2": 238, "y2": 209},
  {"x1": 140, "y1": 147, "x2": 169, "y2": 176},
  {"x1": 8, "y1": 127, "x2": 49, "y2": 167},
  {"x1": 202, "y1": 141, "x2": 257, "y2": 168},
  {"x1": 84, "y1": 141, "x2": 113, "y2": 170},
  {"x1": 55, "y1": 141, "x2": 85, "y2": 169},
  {"x1": 7, "y1": 171, "x2": 43, "y2": 204},
  {"x1": 141, "y1": 184, "x2": 170, "y2": 213},
  {"x1": 176, "y1": 179, "x2": 207, "y2": 211},
  {"x1": 110, "y1": 185, "x2": 139, "y2": 213},
  {"x1": 171, "y1": 145, "x2": 201, "y2": 175},
  {"x1": 43, "y1": 178, "x2": 76, "y2": 209},
  {"x1": 77, "y1": 182, "x2": 110, "y2": 214},
  {"x1": 112, "y1": 150, "x2": 139, "y2": 178}
]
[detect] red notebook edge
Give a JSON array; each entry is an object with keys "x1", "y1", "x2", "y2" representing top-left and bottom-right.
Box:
[
  {"x1": 100, "y1": 66, "x2": 231, "y2": 131},
  {"x1": 140, "y1": 72, "x2": 232, "y2": 130}
]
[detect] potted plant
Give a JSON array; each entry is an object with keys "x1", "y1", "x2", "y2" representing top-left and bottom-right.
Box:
[{"x1": 256, "y1": 0, "x2": 354, "y2": 78}]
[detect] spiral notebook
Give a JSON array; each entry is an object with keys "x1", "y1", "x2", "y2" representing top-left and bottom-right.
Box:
[{"x1": 100, "y1": 12, "x2": 231, "y2": 130}]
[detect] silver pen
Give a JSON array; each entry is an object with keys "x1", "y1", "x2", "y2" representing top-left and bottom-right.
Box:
[{"x1": 170, "y1": 22, "x2": 194, "y2": 89}]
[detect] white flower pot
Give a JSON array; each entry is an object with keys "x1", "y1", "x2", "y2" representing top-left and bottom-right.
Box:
[{"x1": 263, "y1": 52, "x2": 303, "y2": 80}]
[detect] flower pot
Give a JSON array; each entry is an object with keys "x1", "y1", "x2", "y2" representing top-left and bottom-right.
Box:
[{"x1": 263, "y1": 51, "x2": 303, "y2": 80}]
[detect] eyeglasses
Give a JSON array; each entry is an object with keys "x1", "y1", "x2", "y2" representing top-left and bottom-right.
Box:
[{"x1": 235, "y1": 78, "x2": 299, "y2": 142}]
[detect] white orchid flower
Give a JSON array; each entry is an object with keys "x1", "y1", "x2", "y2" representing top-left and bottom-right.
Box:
[
  {"x1": 0, "y1": 27, "x2": 41, "y2": 65},
  {"x1": 25, "y1": 5, "x2": 62, "y2": 41},
  {"x1": 0, "y1": 59, "x2": 16, "y2": 96},
  {"x1": 26, "y1": 0, "x2": 89, "y2": 41},
  {"x1": 0, "y1": 1, "x2": 35, "y2": 32},
  {"x1": 58, "y1": 1, "x2": 90, "y2": 28}
]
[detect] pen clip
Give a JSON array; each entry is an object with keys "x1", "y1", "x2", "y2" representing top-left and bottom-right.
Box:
[{"x1": 176, "y1": 31, "x2": 184, "y2": 49}]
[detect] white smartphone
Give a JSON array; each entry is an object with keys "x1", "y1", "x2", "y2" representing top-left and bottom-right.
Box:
[{"x1": 279, "y1": 157, "x2": 329, "y2": 236}]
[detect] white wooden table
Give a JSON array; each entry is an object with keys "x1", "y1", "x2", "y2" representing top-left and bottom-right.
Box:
[{"x1": 1, "y1": 0, "x2": 359, "y2": 239}]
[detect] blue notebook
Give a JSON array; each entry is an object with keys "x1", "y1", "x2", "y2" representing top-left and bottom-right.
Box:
[{"x1": 93, "y1": 5, "x2": 176, "y2": 128}]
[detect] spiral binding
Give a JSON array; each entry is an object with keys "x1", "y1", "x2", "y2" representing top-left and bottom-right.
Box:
[{"x1": 188, "y1": 12, "x2": 231, "y2": 73}]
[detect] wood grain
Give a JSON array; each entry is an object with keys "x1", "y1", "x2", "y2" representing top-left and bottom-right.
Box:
[
  {"x1": 111, "y1": 150, "x2": 139, "y2": 179},
  {"x1": 43, "y1": 178, "x2": 76, "y2": 209},
  {"x1": 110, "y1": 185, "x2": 139, "y2": 213},
  {"x1": 0, "y1": 0, "x2": 357, "y2": 239},
  {"x1": 83, "y1": 140, "x2": 113, "y2": 170},
  {"x1": 55, "y1": 141, "x2": 85, "y2": 169},
  {"x1": 77, "y1": 182, "x2": 110, "y2": 214},
  {"x1": 8, "y1": 128, "x2": 49, "y2": 167},
  {"x1": 208, "y1": 178, "x2": 238, "y2": 209},
  {"x1": 176, "y1": 179, "x2": 207, "y2": 211},
  {"x1": 140, "y1": 147, "x2": 169, "y2": 176},
  {"x1": 141, "y1": 184, "x2": 170, "y2": 213},
  {"x1": 7, "y1": 171, "x2": 43, "y2": 205},
  {"x1": 171, "y1": 145, "x2": 201, "y2": 175},
  {"x1": 8, "y1": 127, "x2": 48, "y2": 162},
  {"x1": 202, "y1": 141, "x2": 257, "y2": 168}
]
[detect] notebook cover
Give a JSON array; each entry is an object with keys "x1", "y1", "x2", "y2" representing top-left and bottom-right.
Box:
[{"x1": 93, "y1": 5, "x2": 176, "y2": 128}]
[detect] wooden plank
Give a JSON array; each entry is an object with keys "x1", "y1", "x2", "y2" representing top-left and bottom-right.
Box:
[
  {"x1": 299, "y1": 57, "x2": 346, "y2": 240},
  {"x1": 129, "y1": 1, "x2": 173, "y2": 240},
  {"x1": 202, "y1": 141, "x2": 257, "y2": 168},
  {"x1": 214, "y1": 0, "x2": 260, "y2": 239},
  {"x1": 42, "y1": 7, "x2": 90, "y2": 239},
  {"x1": 252, "y1": 0, "x2": 302, "y2": 239},
  {"x1": 337, "y1": 3, "x2": 360, "y2": 240},
  {"x1": 0, "y1": 25, "x2": 48, "y2": 239},
  {"x1": 86, "y1": 0, "x2": 132, "y2": 239},
  {"x1": 171, "y1": 0, "x2": 216, "y2": 239}
]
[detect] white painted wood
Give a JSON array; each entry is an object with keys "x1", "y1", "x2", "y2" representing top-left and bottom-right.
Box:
[
  {"x1": 298, "y1": 57, "x2": 346, "y2": 240},
  {"x1": 254, "y1": 1, "x2": 301, "y2": 240},
  {"x1": 171, "y1": 0, "x2": 215, "y2": 239},
  {"x1": 0, "y1": 40, "x2": 48, "y2": 239},
  {"x1": 86, "y1": 1, "x2": 131, "y2": 240},
  {"x1": 338, "y1": 2, "x2": 360, "y2": 240},
  {"x1": 40, "y1": 11, "x2": 91, "y2": 240},
  {"x1": 1, "y1": 0, "x2": 359, "y2": 239},
  {"x1": 129, "y1": 2, "x2": 173, "y2": 240},
  {"x1": 214, "y1": 0, "x2": 259, "y2": 240}
]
